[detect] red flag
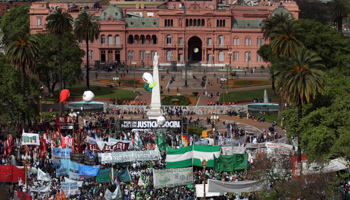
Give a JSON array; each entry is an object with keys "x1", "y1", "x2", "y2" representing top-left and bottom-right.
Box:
[
  {"x1": 131, "y1": 135, "x2": 134, "y2": 145},
  {"x1": 26, "y1": 145, "x2": 29, "y2": 155},
  {"x1": 116, "y1": 173, "x2": 120, "y2": 183},
  {"x1": 71, "y1": 135, "x2": 75, "y2": 153},
  {"x1": 152, "y1": 143, "x2": 155, "y2": 150},
  {"x1": 145, "y1": 143, "x2": 149, "y2": 150}
]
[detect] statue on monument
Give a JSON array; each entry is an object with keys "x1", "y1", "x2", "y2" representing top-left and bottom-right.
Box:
[{"x1": 153, "y1": 52, "x2": 159, "y2": 69}]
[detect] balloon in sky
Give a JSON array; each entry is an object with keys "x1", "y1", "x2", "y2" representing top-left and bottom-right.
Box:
[
  {"x1": 156, "y1": 115, "x2": 166, "y2": 126},
  {"x1": 142, "y1": 72, "x2": 157, "y2": 92},
  {"x1": 59, "y1": 89, "x2": 70, "y2": 103},
  {"x1": 83, "y1": 90, "x2": 95, "y2": 103}
]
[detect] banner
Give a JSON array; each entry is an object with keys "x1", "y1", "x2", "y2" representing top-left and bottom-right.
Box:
[
  {"x1": 37, "y1": 168, "x2": 52, "y2": 181},
  {"x1": 21, "y1": 132, "x2": 39, "y2": 146},
  {"x1": 52, "y1": 147, "x2": 72, "y2": 167},
  {"x1": 196, "y1": 184, "x2": 223, "y2": 198},
  {"x1": 61, "y1": 182, "x2": 79, "y2": 197},
  {"x1": 55, "y1": 116, "x2": 73, "y2": 129},
  {"x1": 214, "y1": 154, "x2": 247, "y2": 172},
  {"x1": 101, "y1": 147, "x2": 160, "y2": 164},
  {"x1": 97, "y1": 168, "x2": 131, "y2": 183},
  {"x1": 14, "y1": 190, "x2": 32, "y2": 200},
  {"x1": 86, "y1": 141, "x2": 130, "y2": 153},
  {"x1": 70, "y1": 153, "x2": 98, "y2": 166},
  {"x1": 29, "y1": 185, "x2": 50, "y2": 193},
  {"x1": 221, "y1": 147, "x2": 246, "y2": 155},
  {"x1": 208, "y1": 179, "x2": 264, "y2": 193},
  {"x1": 109, "y1": 138, "x2": 133, "y2": 149},
  {"x1": 120, "y1": 120, "x2": 182, "y2": 132},
  {"x1": 64, "y1": 177, "x2": 83, "y2": 187},
  {"x1": 78, "y1": 164, "x2": 100, "y2": 176},
  {"x1": 153, "y1": 167, "x2": 193, "y2": 189},
  {"x1": 56, "y1": 166, "x2": 67, "y2": 178},
  {"x1": 0, "y1": 165, "x2": 25, "y2": 183},
  {"x1": 266, "y1": 143, "x2": 293, "y2": 155},
  {"x1": 104, "y1": 185, "x2": 122, "y2": 200}
]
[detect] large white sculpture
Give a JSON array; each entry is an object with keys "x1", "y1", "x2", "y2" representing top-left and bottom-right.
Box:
[
  {"x1": 147, "y1": 52, "x2": 164, "y2": 119},
  {"x1": 83, "y1": 90, "x2": 95, "y2": 103}
]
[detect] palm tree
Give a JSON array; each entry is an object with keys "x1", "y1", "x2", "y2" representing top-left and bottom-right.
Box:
[
  {"x1": 46, "y1": 8, "x2": 73, "y2": 115},
  {"x1": 74, "y1": 12, "x2": 100, "y2": 90},
  {"x1": 261, "y1": 12, "x2": 293, "y2": 41},
  {"x1": 270, "y1": 20, "x2": 304, "y2": 57},
  {"x1": 5, "y1": 31, "x2": 40, "y2": 129},
  {"x1": 274, "y1": 47, "x2": 325, "y2": 167},
  {"x1": 327, "y1": 0, "x2": 349, "y2": 33}
]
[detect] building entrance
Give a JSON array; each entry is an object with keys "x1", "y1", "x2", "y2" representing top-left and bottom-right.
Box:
[{"x1": 188, "y1": 36, "x2": 202, "y2": 63}]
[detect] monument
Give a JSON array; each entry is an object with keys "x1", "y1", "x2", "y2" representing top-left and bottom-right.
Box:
[{"x1": 147, "y1": 52, "x2": 164, "y2": 119}]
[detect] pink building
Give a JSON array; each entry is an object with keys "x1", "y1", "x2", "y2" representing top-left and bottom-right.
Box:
[{"x1": 29, "y1": 0, "x2": 299, "y2": 69}]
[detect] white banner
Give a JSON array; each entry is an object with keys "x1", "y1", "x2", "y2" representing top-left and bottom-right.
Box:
[
  {"x1": 21, "y1": 132, "x2": 40, "y2": 146},
  {"x1": 104, "y1": 185, "x2": 122, "y2": 200},
  {"x1": 64, "y1": 177, "x2": 83, "y2": 187},
  {"x1": 196, "y1": 184, "x2": 223, "y2": 198},
  {"x1": 266, "y1": 143, "x2": 293, "y2": 155},
  {"x1": 29, "y1": 185, "x2": 50, "y2": 193},
  {"x1": 153, "y1": 167, "x2": 193, "y2": 189},
  {"x1": 101, "y1": 147, "x2": 160, "y2": 164},
  {"x1": 61, "y1": 182, "x2": 79, "y2": 197},
  {"x1": 37, "y1": 168, "x2": 51, "y2": 181},
  {"x1": 221, "y1": 147, "x2": 246, "y2": 155}
]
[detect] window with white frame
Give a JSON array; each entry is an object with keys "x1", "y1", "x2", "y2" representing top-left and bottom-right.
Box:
[
  {"x1": 218, "y1": 51, "x2": 224, "y2": 62},
  {"x1": 108, "y1": 35, "x2": 112, "y2": 45},
  {"x1": 89, "y1": 51, "x2": 93, "y2": 59},
  {"x1": 245, "y1": 38, "x2": 251, "y2": 45},
  {"x1": 257, "y1": 54, "x2": 263, "y2": 62},
  {"x1": 139, "y1": 51, "x2": 143, "y2": 60},
  {"x1": 178, "y1": 53, "x2": 183, "y2": 62},
  {"x1": 178, "y1": 37, "x2": 183, "y2": 45},
  {"x1": 234, "y1": 38, "x2": 239, "y2": 45},
  {"x1": 37, "y1": 18, "x2": 42, "y2": 25},
  {"x1": 233, "y1": 52, "x2": 239, "y2": 61},
  {"x1": 207, "y1": 38, "x2": 212, "y2": 46},
  {"x1": 245, "y1": 52, "x2": 251, "y2": 61},
  {"x1": 101, "y1": 35, "x2": 106, "y2": 45},
  {"x1": 218, "y1": 35, "x2": 224, "y2": 46},
  {"x1": 166, "y1": 35, "x2": 172, "y2": 45},
  {"x1": 257, "y1": 38, "x2": 264, "y2": 46},
  {"x1": 115, "y1": 35, "x2": 120, "y2": 45},
  {"x1": 166, "y1": 51, "x2": 172, "y2": 61}
]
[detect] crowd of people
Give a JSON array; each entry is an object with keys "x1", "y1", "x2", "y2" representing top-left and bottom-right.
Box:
[{"x1": 0, "y1": 111, "x2": 277, "y2": 200}]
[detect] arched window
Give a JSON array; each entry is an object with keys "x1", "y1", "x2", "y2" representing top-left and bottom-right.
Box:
[
  {"x1": 245, "y1": 38, "x2": 251, "y2": 46},
  {"x1": 101, "y1": 50, "x2": 106, "y2": 63},
  {"x1": 233, "y1": 52, "x2": 239, "y2": 61},
  {"x1": 218, "y1": 51, "x2": 224, "y2": 62},
  {"x1": 218, "y1": 35, "x2": 224, "y2": 46},
  {"x1": 101, "y1": 35, "x2": 106, "y2": 45},
  {"x1": 165, "y1": 19, "x2": 168, "y2": 27},
  {"x1": 152, "y1": 35, "x2": 157, "y2": 44},
  {"x1": 234, "y1": 37, "x2": 239, "y2": 45},
  {"x1": 197, "y1": 19, "x2": 200, "y2": 27},
  {"x1": 171, "y1": 19, "x2": 173, "y2": 27},
  {"x1": 190, "y1": 19, "x2": 192, "y2": 27},
  {"x1": 128, "y1": 35, "x2": 134, "y2": 44},
  {"x1": 141, "y1": 35, "x2": 146, "y2": 44},
  {"x1": 202, "y1": 19, "x2": 205, "y2": 26},
  {"x1": 115, "y1": 35, "x2": 120, "y2": 45},
  {"x1": 167, "y1": 51, "x2": 172, "y2": 61},
  {"x1": 257, "y1": 38, "x2": 264, "y2": 46},
  {"x1": 186, "y1": 19, "x2": 188, "y2": 27},
  {"x1": 108, "y1": 35, "x2": 112, "y2": 45},
  {"x1": 166, "y1": 35, "x2": 172, "y2": 45},
  {"x1": 245, "y1": 52, "x2": 251, "y2": 61},
  {"x1": 194, "y1": 19, "x2": 196, "y2": 27}
]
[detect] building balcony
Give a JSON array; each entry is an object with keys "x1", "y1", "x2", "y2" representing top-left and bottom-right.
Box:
[{"x1": 98, "y1": 44, "x2": 124, "y2": 49}]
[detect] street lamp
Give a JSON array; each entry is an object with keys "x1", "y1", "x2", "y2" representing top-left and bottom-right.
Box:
[
  {"x1": 228, "y1": 51, "x2": 232, "y2": 85},
  {"x1": 200, "y1": 157, "x2": 209, "y2": 200},
  {"x1": 39, "y1": 95, "x2": 42, "y2": 123},
  {"x1": 68, "y1": 112, "x2": 77, "y2": 151},
  {"x1": 210, "y1": 115, "x2": 219, "y2": 145},
  {"x1": 113, "y1": 77, "x2": 119, "y2": 105},
  {"x1": 132, "y1": 62, "x2": 137, "y2": 93},
  {"x1": 146, "y1": 51, "x2": 151, "y2": 72},
  {"x1": 225, "y1": 63, "x2": 229, "y2": 94},
  {"x1": 21, "y1": 154, "x2": 31, "y2": 192},
  {"x1": 128, "y1": 51, "x2": 132, "y2": 71}
]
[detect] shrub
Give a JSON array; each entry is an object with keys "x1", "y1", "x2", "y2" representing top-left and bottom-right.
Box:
[
  {"x1": 162, "y1": 95, "x2": 191, "y2": 105},
  {"x1": 188, "y1": 127, "x2": 204, "y2": 136},
  {"x1": 192, "y1": 92, "x2": 198, "y2": 96}
]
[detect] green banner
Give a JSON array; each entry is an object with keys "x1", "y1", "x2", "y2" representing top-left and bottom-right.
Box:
[
  {"x1": 214, "y1": 154, "x2": 247, "y2": 172},
  {"x1": 96, "y1": 168, "x2": 131, "y2": 183}
]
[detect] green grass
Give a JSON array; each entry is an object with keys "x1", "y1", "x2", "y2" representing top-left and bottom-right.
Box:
[
  {"x1": 220, "y1": 88, "x2": 278, "y2": 102},
  {"x1": 162, "y1": 95, "x2": 191, "y2": 106},
  {"x1": 50, "y1": 84, "x2": 137, "y2": 103},
  {"x1": 230, "y1": 80, "x2": 271, "y2": 88},
  {"x1": 251, "y1": 112, "x2": 280, "y2": 125}
]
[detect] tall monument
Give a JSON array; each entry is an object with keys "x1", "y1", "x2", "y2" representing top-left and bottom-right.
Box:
[{"x1": 147, "y1": 52, "x2": 164, "y2": 119}]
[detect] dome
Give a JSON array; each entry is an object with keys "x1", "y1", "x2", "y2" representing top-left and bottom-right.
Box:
[
  {"x1": 99, "y1": 5, "x2": 123, "y2": 21},
  {"x1": 271, "y1": 4, "x2": 291, "y2": 17}
]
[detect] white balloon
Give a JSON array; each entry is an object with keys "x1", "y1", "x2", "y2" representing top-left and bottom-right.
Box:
[
  {"x1": 156, "y1": 115, "x2": 166, "y2": 126},
  {"x1": 142, "y1": 72, "x2": 154, "y2": 86},
  {"x1": 83, "y1": 90, "x2": 95, "y2": 103}
]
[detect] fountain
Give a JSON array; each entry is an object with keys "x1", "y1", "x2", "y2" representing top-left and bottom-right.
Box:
[{"x1": 247, "y1": 89, "x2": 279, "y2": 113}]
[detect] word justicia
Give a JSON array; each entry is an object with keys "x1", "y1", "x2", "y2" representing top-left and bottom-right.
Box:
[{"x1": 132, "y1": 121, "x2": 181, "y2": 128}]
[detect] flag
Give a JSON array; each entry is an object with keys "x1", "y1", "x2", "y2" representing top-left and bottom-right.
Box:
[
  {"x1": 37, "y1": 168, "x2": 52, "y2": 181},
  {"x1": 181, "y1": 135, "x2": 189, "y2": 147},
  {"x1": 60, "y1": 190, "x2": 66, "y2": 200},
  {"x1": 213, "y1": 154, "x2": 247, "y2": 172},
  {"x1": 157, "y1": 130, "x2": 167, "y2": 152},
  {"x1": 54, "y1": 191, "x2": 60, "y2": 200},
  {"x1": 166, "y1": 145, "x2": 221, "y2": 168},
  {"x1": 104, "y1": 185, "x2": 122, "y2": 200}
]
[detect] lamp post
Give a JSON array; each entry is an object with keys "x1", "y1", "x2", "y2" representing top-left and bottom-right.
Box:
[
  {"x1": 113, "y1": 77, "x2": 119, "y2": 105},
  {"x1": 132, "y1": 62, "x2": 137, "y2": 93},
  {"x1": 146, "y1": 51, "x2": 151, "y2": 72},
  {"x1": 39, "y1": 95, "x2": 42, "y2": 123},
  {"x1": 210, "y1": 115, "x2": 219, "y2": 145},
  {"x1": 128, "y1": 51, "x2": 132, "y2": 71},
  {"x1": 225, "y1": 63, "x2": 229, "y2": 94},
  {"x1": 201, "y1": 158, "x2": 208, "y2": 200},
  {"x1": 22, "y1": 154, "x2": 31, "y2": 192},
  {"x1": 69, "y1": 112, "x2": 77, "y2": 151},
  {"x1": 228, "y1": 51, "x2": 232, "y2": 86}
]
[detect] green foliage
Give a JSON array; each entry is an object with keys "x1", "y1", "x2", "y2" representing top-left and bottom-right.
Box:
[
  {"x1": 36, "y1": 33, "x2": 84, "y2": 97},
  {"x1": 296, "y1": 0, "x2": 330, "y2": 25},
  {"x1": 295, "y1": 19, "x2": 350, "y2": 70},
  {"x1": 162, "y1": 95, "x2": 191, "y2": 105},
  {"x1": 257, "y1": 44, "x2": 279, "y2": 64},
  {"x1": 188, "y1": 127, "x2": 204, "y2": 136},
  {"x1": 283, "y1": 71, "x2": 350, "y2": 162},
  {"x1": 0, "y1": 4, "x2": 30, "y2": 42},
  {"x1": 45, "y1": 8, "x2": 73, "y2": 36},
  {"x1": 192, "y1": 92, "x2": 198, "y2": 96}
]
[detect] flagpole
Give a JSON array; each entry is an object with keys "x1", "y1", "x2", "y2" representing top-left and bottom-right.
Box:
[{"x1": 184, "y1": 0, "x2": 188, "y2": 87}]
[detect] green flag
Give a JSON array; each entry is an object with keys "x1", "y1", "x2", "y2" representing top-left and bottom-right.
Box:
[
  {"x1": 214, "y1": 154, "x2": 247, "y2": 172},
  {"x1": 157, "y1": 129, "x2": 167, "y2": 152}
]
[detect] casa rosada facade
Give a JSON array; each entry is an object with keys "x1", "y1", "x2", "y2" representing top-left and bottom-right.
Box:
[{"x1": 29, "y1": 0, "x2": 299, "y2": 69}]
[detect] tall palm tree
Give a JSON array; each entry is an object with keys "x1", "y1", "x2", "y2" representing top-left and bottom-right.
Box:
[
  {"x1": 46, "y1": 8, "x2": 73, "y2": 115},
  {"x1": 5, "y1": 31, "x2": 40, "y2": 129},
  {"x1": 270, "y1": 20, "x2": 304, "y2": 57},
  {"x1": 274, "y1": 47, "x2": 325, "y2": 166},
  {"x1": 261, "y1": 12, "x2": 293, "y2": 41},
  {"x1": 74, "y1": 12, "x2": 100, "y2": 90},
  {"x1": 328, "y1": 0, "x2": 349, "y2": 33}
]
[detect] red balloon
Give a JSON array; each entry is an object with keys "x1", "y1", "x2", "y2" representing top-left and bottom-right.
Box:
[{"x1": 60, "y1": 89, "x2": 70, "y2": 103}]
